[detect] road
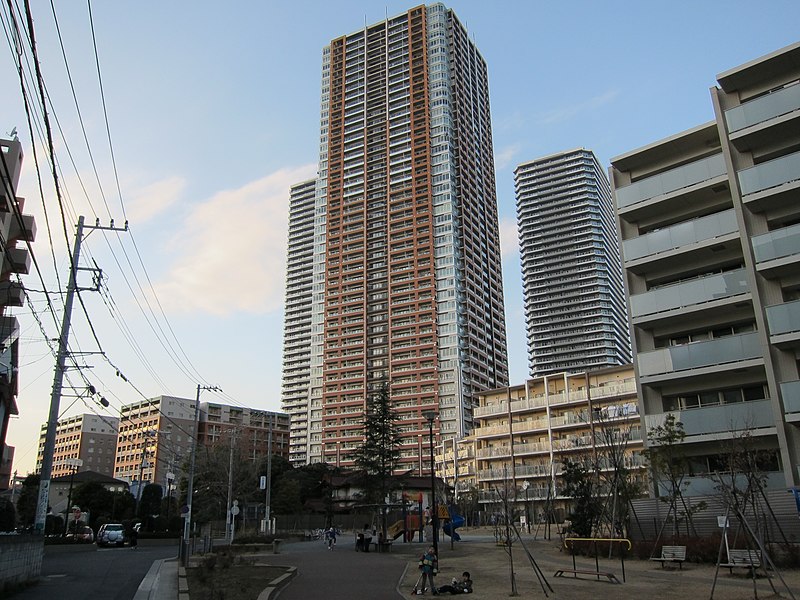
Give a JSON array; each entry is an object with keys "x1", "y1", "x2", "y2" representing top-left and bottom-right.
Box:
[{"x1": 12, "y1": 543, "x2": 178, "y2": 600}]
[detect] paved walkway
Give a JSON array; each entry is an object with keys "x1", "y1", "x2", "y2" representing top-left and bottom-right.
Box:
[{"x1": 147, "y1": 529, "x2": 800, "y2": 600}]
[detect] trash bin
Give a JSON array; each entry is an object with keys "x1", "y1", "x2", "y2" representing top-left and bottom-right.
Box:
[{"x1": 272, "y1": 539, "x2": 283, "y2": 554}]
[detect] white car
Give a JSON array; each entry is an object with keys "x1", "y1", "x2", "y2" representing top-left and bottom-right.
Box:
[{"x1": 96, "y1": 523, "x2": 127, "y2": 547}]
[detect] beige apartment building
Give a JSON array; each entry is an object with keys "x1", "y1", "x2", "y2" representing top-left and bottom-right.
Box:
[
  {"x1": 114, "y1": 396, "x2": 196, "y2": 494},
  {"x1": 36, "y1": 413, "x2": 119, "y2": 478},
  {"x1": 438, "y1": 365, "x2": 647, "y2": 520},
  {"x1": 199, "y1": 403, "x2": 290, "y2": 462}
]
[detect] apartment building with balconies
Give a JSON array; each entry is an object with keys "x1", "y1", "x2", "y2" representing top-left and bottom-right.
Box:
[
  {"x1": 456, "y1": 365, "x2": 646, "y2": 520},
  {"x1": 281, "y1": 179, "x2": 316, "y2": 466},
  {"x1": 114, "y1": 396, "x2": 196, "y2": 496},
  {"x1": 36, "y1": 413, "x2": 119, "y2": 479},
  {"x1": 0, "y1": 137, "x2": 36, "y2": 459},
  {"x1": 515, "y1": 149, "x2": 631, "y2": 377},
  {"x1": 199, "y1": 403, "x2": 289, "y2": 462},
  {"x1": 611, "y1": 41, "x2": 800, "y2": 493},
  {"x1": 286, "y1": 4, "x2": 509, "y2": 471}
]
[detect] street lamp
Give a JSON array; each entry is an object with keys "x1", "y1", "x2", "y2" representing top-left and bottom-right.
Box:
[
  {"x1": 182, "y1": 384, "x2": 220, "y2": 566},
  {"x1": 423, "y1": 410, "x2": 438, "y2": 556},
  {"x1": 521, "y1": 480, "x2": 531, "y2": 534}
]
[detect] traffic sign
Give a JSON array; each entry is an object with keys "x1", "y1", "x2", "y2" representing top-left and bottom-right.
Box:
[{"x1": 230, "y1": 505, "x2": 240, "y2": 516}]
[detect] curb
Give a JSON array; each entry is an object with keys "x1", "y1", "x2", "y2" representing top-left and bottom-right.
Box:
[{"x1": 133, "y1": 557, "x2": 170, "y2": 600}]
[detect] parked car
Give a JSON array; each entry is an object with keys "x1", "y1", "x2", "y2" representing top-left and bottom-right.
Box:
[
  {"x1": 96, "y1": 523, "x2": 127, "y2": 547},
  {"x1": 66, "y1": 525, "x2": 94, "y2": 543}
]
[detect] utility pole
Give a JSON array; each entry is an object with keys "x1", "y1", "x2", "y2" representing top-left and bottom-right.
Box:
[
  {"x1": 182, "y1": 384, "x2": 220, "y2": 566},
  {"x1": 35, "y1": 216, "x2": 127, "y2": 534},
  {"x1": 265, "y1": 414, "x2": 273, "y2": 535},
  {"x1": 225, "y1": 428, "x2": 238, "y2": 543}
]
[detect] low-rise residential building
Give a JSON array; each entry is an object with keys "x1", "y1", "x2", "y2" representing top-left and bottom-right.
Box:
[
  {"x1": 439, "y1": 365, "x2": 646, "y2": 522},
  {"x1": 199, "y1": 403, "x2": 289, "y2": 462}
]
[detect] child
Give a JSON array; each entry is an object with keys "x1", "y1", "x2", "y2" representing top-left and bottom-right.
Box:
[
  {"x1": 436, "y1": 571, "x2": 473, "y2": 595},
  {"x1": 325, "y1": 526, "x2": 337, "y2": 550},
  {"x1": 414, "y1": 546, "x2": 438, "y2": 595}
]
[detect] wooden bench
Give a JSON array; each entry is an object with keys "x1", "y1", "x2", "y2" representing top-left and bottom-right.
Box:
[
  {"x1": 554, "y1": 568, "x2": 621, "y2": 584},
  {"x1": 650, "y1": 545, "x2": 686, "y2": 569},
  {"x1": 721, "y1": 549, "x2": 761, "y2": 573}
]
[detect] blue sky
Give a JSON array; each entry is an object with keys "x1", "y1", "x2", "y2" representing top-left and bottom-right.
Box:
[{"x1": 2, "y1": 1, "x2": 798, "y2": 475}]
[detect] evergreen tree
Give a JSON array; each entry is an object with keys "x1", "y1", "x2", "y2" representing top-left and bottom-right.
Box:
[{"x1": 349, "y1": 384, "x2": 402, "y2": 538}]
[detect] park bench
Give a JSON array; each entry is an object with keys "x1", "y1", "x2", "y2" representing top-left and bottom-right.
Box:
[
  {"x1": 650, "y1": 545, "x2": 686, "y2": 569},
  {"x1": 721, "y1": 549, "x2": 761, "y2": 573}
]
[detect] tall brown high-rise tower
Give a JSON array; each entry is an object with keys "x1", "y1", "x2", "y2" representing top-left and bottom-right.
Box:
[{"x1": 283, "y1": 4, "x2": 508, "y2": 470}]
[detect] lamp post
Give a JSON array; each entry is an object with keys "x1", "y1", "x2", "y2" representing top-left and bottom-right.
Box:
[
  {"x1": 182, "y1": 384, "x2": 220, "y2": 566},
  {"x1": 63, "y1": 458, "x2": 83, "y2": 535},
  {"x1": 521, "y1": 480, "x2": 531, "y2": 534},
  {"x1": 423, "y1": 411, "x2": 438, "y2": 556}
]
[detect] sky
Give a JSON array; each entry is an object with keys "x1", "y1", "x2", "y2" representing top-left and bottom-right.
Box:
[{"x1": 1, "y1": 0, "x2": 798, "y2": 476}]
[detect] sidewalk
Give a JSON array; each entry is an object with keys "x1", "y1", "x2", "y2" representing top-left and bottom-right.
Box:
[
  {"x1": 143, "y1": 529, "x2": 800, "y2": 600},
  {"x1": 133, "y1": 556, "x2": 178, "y2": 600}
]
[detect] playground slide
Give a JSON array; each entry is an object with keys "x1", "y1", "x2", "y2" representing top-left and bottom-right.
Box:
[
  {"x1": 387, "y1": 520, "x2": 406, "y2": 540},
  {"x1": 443, "y1": 507, "x2": 465, "y2": 541}
]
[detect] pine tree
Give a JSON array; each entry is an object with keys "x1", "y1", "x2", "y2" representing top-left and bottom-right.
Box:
[{"x1": 349, "y1": 384, "x2": 402, "y2": 537}]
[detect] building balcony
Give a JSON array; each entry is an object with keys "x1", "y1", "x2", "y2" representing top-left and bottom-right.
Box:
[
  {"x1": 766, "y1": 299, "x2": 800, "y2": 349},
  {"x1": 629, "y1": 269, "x2": 750, "y2": 324},
  {"x1": 637, "y1": 332, "x2": 762, "y2": 381},
  {"x1": 662, "y1": 472, "x2": 786, "y2": 497},
  {"x1": 2, "y1": 247, "x2": 30, "y2": 276},
  {"x1": 738, "y1": 150, "x2": 800, "y2": 211},
  {"x1": 0, "y1": 280, "x2": 24, "y2": 307},
  {"x1": 622, "y1": 209, "x2": 739, "y2": 273},
  {"x1": 644, "y1": 399, "x2": 775, "y2": 441},
  {"x1": 725, "y1": 82, "x2": 800, "y2": 151},
  {"x1": 615, "y1": 153, "x2": 727, "y2": 211},
  {"x1": 782, "y1": 380, "x2": 800, "y2": 423},
  {"x1": 752, "y1": 222, "x2": 800, "y2": 279}
]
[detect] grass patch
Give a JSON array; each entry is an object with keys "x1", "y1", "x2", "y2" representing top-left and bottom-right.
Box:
[{"x1": 186, "y1": 557, "x2": 288, "y2": 600}]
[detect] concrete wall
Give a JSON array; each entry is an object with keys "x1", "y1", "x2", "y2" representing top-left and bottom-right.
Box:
[{"x1": 0, "y1": 535, "x2": 43, "y2": 592}]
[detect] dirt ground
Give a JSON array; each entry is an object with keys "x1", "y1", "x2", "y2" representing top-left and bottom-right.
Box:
[{"x1": 393, "y1": 528, "x2": 800, "y2": 599}]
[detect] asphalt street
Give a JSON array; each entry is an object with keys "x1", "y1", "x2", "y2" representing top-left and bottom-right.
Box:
[{"x1": 10, "y1": 543, "x2": 178, "y2": 600}]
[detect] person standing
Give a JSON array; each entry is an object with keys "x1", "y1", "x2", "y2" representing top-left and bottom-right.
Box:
[
  {"x1": 415, "y1": 545, "x2": 438, "y2": 595},
  {"x1": 325, "y1": 526, "x2": 337, "y2": 550}
]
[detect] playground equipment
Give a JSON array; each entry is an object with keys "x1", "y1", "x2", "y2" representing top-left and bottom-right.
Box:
[{"x1": 442, "y1": 505, "x2": 465, "y2": 541}]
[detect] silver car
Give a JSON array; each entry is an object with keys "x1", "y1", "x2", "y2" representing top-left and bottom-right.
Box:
[{"x1": 96, "y1": 523, "x2": 127, "y2": 547}]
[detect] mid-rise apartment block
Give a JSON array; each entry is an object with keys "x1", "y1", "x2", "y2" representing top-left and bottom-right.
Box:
[
  {"x1": 0, "y1": 137, "x2": 36, "y2": 459},
  {"x1": 114, "y1": 396, "x2": 196, "y2": 493},
  {"x1": 199, "y1": 403, "x2": 290, "y2": 462},
  {"x1": 284, "y1": 3, "x2": 509, "y2": 469},
  {"x1": 36, "y1": 413, "x2": 119, "y2": 478},
  {"x1": 466, "y1": 365, "x2": 645, "y2": 519},
  {"x1": 282, "y1": 179, "x2": 317, "y2": 464},
  {"x1": 611, "y1": 41, "x2": 800, "y2": 492},
  {"x1": 515, "y1": 149, "x2": 631, "y2": 376}
]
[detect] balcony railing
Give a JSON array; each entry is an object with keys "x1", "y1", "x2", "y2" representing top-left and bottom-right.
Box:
[
  {"x1": 616, "y1": 154, "x2": 727, "y2": 209},
  {"x1": 725, "y1": 83, "x2": 800, "y2": 133},
  {"x1": 752, "y1": 222, "x2": 800, "y2": 264},
  {"x1": 630, "y1": 269, "x2": 749, "y2": 319},
  {"x1": 781, "y1": 380, "x2": 800, "y2": 417},
  {"x1": 738, "y1": 150, "x2": 800, "y2": 197},
  {"x1": 766, "y1": 299, "x2": 800, "y2": 337},
  {"x1": 644, "y1": 399, "x2": 774, "y2": 437},
  {"x1": 622, "y1": 209, "x2": 738, "y2": 263},
  {"x1": 638, "y1": 332, "x2": 761, "y2": 377}
]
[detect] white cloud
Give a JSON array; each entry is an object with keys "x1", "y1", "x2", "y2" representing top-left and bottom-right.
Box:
[
  {"x1": 499, "y1": 217, "x2": 519, "y2": 260},
  {"x1": 539, "y1": 89, "x2": 619, "y2": 125},
  {"x1": 495, "y1": 143, "x2": 521, "y2": 171},
  {"x1": 153, "y1": 164, "x2": 316, "y2": 316},
  {"x1": 127, "y1": 176, "x2": 186, "y2": 223}
]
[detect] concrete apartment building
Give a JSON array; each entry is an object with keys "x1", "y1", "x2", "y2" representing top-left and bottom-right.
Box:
[
  {"x1": 281, "y1": 179, "x2": 316, "y2": 465},
  {"x1": 610, "y1": 41, "x2": 800, "y2": 493},
  {"x1": 36, "y1": 413, "x2": 119, "y2": 478},
  {"x1": 515, "y1": 149, "x2": 631, "y2": 376},
  {"x1": 114, "y1": 396, "x2": 196, "y2": 495},
  {"x1": 0, "y1": 137, "x2": 36, "y2": 460},
  {"x1": 440, "y1": 365, "x2": 645, "y2": 520},
  {"x1": 283, "y1": 3, "x2": 509, "y2": 469},
  {"x1": 199, "y1": 403, "x2": 290, "y2": 462}
]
